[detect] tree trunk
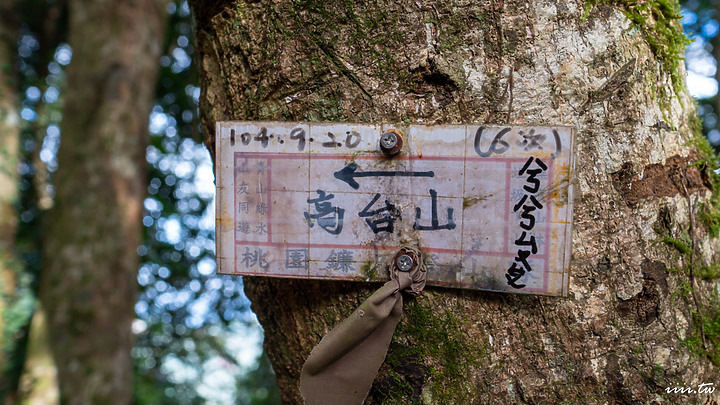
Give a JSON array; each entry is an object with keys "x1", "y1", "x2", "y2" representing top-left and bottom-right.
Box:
[
  {"x1": 18, "y1": 309, "x2": 59, "y2": 405},
  {"x1": 39, "y1": 0, "x2": 166, "y2": 403},
  {"x1": 0, "y1": 5, "x2": 20, "y2": 290},
  {"x1": 0, "y1": 0, "x2": 20, "y2": 348},
  {"x1": 0, "y1": 0, "x2": 22, "y2": 395},
  {"x1": 192, "y1": 0, "x2": 720, "y2": 403}
]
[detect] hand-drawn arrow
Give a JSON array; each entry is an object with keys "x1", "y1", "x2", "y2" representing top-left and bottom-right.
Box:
[{"x1": 333, "y1": 162, "x2": 435, "y2": 189}]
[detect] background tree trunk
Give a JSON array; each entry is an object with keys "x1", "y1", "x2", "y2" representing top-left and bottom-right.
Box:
[
  {"x1": 0, "y1": 1, "x2": 32, "y2": 404},
  {"x1": 18, "y1": 310, "x2": 58, "y2": 405},
  {"x1": 0, "y1": 2, "x2": 24, "y2": 401},
  {"x1": 192, "y1": 0, "x2": 720, "y2": 402},
  {"x1": 39, "y1": 0, "x2": 166, "y2": 403}
]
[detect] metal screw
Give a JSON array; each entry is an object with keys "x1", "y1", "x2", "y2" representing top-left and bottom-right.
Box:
[
  {"x1": 379, "y1": 130, "x2": 403, "y2": 156},
  {"x1": 380, "y1": 132, "x2": 398, "y2": 149},
  {"x1": 396, "y1": 254, "x2": 414, "y2": 272}
]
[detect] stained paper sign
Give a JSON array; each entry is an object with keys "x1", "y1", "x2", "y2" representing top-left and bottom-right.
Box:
[{"x1": 215, "y1": 122, "x2": 575, "y2": 296}]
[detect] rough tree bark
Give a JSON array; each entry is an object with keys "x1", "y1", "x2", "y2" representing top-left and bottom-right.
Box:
[
  {"x1": 39, "y1": 0, "x2": 166, "y2": 403},
  {"x1": 192, "y1": 0, "x2": 720, "y2": 403}
]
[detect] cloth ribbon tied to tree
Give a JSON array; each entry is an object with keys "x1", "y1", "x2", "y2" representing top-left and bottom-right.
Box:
[{"x1": 300, "y1": 246, "x2": 427, "y2": 404}]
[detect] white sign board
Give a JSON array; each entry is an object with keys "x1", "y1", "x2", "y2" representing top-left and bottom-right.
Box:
[{"x1": 216, "y1": 122, "x2": 574, "y2": 296}]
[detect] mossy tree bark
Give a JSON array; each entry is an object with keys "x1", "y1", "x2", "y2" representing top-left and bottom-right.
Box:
[
  {"x1": 39, "y1": 0, "x2": 166, "y2": 403},
  {"x1": 192, "y1": 0, "x2": 720, "y2": 403}
]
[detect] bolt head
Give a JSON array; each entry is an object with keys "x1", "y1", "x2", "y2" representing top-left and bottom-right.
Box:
[
  {"x1": 396, "y1": 254, "x2": 414, "y2": 272},
  {"x1": 380, "y1": 132, "x2": 398, "y2": 149}
]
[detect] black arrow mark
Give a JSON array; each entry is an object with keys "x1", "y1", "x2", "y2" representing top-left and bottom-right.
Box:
[{"x1": 333, "y1": 162, "x2": 435, "y2": 189}]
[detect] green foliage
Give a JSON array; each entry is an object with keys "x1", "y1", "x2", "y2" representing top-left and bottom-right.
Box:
[
  {"x1": 674, "y1": 279, "x2": 694, "y2": 300},
  {"x1": 236, "y1": 352, "x2": 282, "y2": 405},
  {"x1": 660, "y1": 235, "x2": 693, "y2": 254},
  {"x1": 697, "y1": 179, "x2": 720, "y2": 235},
  {"x1": 0, "y1": 273, "x2": 33, "y2": 353},
  {"x1": 584, "y1": 0, "x2": 691, "y2": 100},
  {"x1": 687, "y1": 115, "x2": 720, "y2": 237},
  {"x1": 0, "y1": 259, "x2": 34, "y2": 399},
  {"x1": 381, "y1": 298, "x2": 489, "y2": 403},
  {"x1": 361, "y1": 261, "x2": 378, "y2": 280},
  {"x1": 683, "y1": 290, "x2": 720, "y2": 367},
  {"x1": 133, "y1": 1, "x2": 281, "y2": 403},
  {"x1": 667, "y1": 263, "x2": 720, "y2": 280},
  {"x1": 696, "y1": 263, "x2": 720, "y2": 280},
  {"x1": 288, "y1": 0, "x2": 409, "y2": 86}
]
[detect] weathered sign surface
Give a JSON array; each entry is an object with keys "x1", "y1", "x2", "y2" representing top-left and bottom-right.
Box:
[{"x1": 216, "y1": 122, "x2": 575, "y2": 296}]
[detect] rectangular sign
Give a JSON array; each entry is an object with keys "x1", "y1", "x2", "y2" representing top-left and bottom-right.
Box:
[{"x1": 216, "y1": 122, "x2": 575, "y2": 296}]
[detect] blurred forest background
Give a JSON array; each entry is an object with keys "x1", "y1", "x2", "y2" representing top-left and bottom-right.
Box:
[{"x1": 0, "y1": 0, "x2": 718, "y2": 404}]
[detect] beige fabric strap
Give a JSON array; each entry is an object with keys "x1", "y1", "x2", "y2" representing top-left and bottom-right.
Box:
[{"x1": 300, "y1": 253, "x2": 425, "y2": 405}]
